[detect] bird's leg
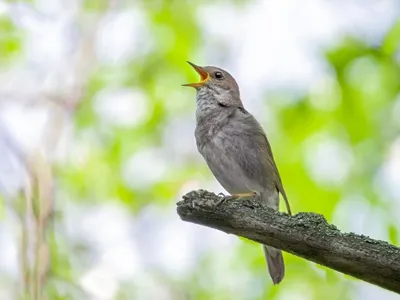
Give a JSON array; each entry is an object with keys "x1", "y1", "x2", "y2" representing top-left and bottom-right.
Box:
[
  {"x1": 232, "y1": 192, "x2": 258, "y2": 199},
  {"x1": 236, "y1": 191, "x2": 260, "y2": 207},
  {"x1": 215, "y1": 191, "x2": 258, "y2": 207}
]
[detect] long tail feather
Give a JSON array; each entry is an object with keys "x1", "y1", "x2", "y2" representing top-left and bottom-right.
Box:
[{"x1": 263, "y1": 245, "x2": 285, "y2": 285}]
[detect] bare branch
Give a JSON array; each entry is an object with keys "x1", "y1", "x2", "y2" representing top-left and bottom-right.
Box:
[{"x1": 177, "y1": 190, "x2": 400, "y2": 294}]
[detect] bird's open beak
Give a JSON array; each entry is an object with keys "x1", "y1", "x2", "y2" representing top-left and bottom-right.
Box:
[{"x1": 182, "y1": 61, "x2": 209, "y2": 88}]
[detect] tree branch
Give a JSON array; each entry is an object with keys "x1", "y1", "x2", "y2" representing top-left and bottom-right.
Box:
[{"x1": 176, "y1": 190, "x2": 400, "y2": 294}]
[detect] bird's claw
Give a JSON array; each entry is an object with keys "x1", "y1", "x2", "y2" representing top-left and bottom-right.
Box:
[{"x1": 215, "y1": 195, "x2": 237, "y2": 207}]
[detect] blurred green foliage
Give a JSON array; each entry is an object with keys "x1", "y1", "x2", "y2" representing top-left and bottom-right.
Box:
[{"x1": 0, "y1": 1, "x2": 399, "y2": 300}]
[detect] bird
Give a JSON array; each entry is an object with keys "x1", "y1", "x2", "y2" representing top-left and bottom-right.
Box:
[{"x1": 182, "y1": 61, "x2": 292, "y2": 285}]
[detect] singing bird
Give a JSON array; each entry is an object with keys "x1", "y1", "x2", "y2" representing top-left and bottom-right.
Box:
[{"x1": 182, "y1": 61, "x2": 292, "y2": 284}]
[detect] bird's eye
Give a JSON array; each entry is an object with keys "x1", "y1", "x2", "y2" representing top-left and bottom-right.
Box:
[{"x1": 214, "y1": 72, "x2": 224, "y2": 80}]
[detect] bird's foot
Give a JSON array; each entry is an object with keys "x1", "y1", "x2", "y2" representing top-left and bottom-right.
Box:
[
  {"x1": 215, "y1": 195, "x2": 236, "y2": 207},
  {"x1": 215, "y1": 191, "x2": 258, "y2": 207}
]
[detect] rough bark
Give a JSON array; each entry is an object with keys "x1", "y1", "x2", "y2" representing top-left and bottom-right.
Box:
[{"x1": 176, "y1": 190, "x2": 400, "y2": 294}]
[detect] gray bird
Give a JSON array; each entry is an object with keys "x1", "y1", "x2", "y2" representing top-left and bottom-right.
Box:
[{"x1": 182, "y1": 61, "x2": 292, "y2": 285}]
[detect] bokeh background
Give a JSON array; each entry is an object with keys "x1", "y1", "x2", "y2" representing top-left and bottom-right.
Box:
[{"x1": 0, "y1": 0, "x2": 399, "y2": 299}]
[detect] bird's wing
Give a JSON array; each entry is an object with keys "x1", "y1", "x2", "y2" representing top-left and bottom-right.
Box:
[
  {"x1": 239, "y1": 109, "x2": 292, "y2": 215},
  {"x1": 258, "y1": 130, "x2": 292, "y2": 216}
]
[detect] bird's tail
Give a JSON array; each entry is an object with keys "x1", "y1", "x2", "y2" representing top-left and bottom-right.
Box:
[{"x1": 263, "y1": 245, "x2": 284, "y2": 285}]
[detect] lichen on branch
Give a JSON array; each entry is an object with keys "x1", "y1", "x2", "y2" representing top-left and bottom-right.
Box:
[{"x1": 177, "y1": 190, "x2": 400, "y2": 294}]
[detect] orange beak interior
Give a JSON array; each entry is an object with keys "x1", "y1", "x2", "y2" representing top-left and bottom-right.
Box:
[{"x1": 182, "y1": 61, "x2": 209, "y2": 88}]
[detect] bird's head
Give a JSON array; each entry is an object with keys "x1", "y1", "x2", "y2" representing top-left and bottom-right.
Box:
[{"x1": 182, "y1": 61, "x2": 242, "y2": 108}]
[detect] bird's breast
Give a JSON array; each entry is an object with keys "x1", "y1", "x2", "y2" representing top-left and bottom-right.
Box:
[{"x1": 195, "y1": 125, "x2": 260, "y2": 194}]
